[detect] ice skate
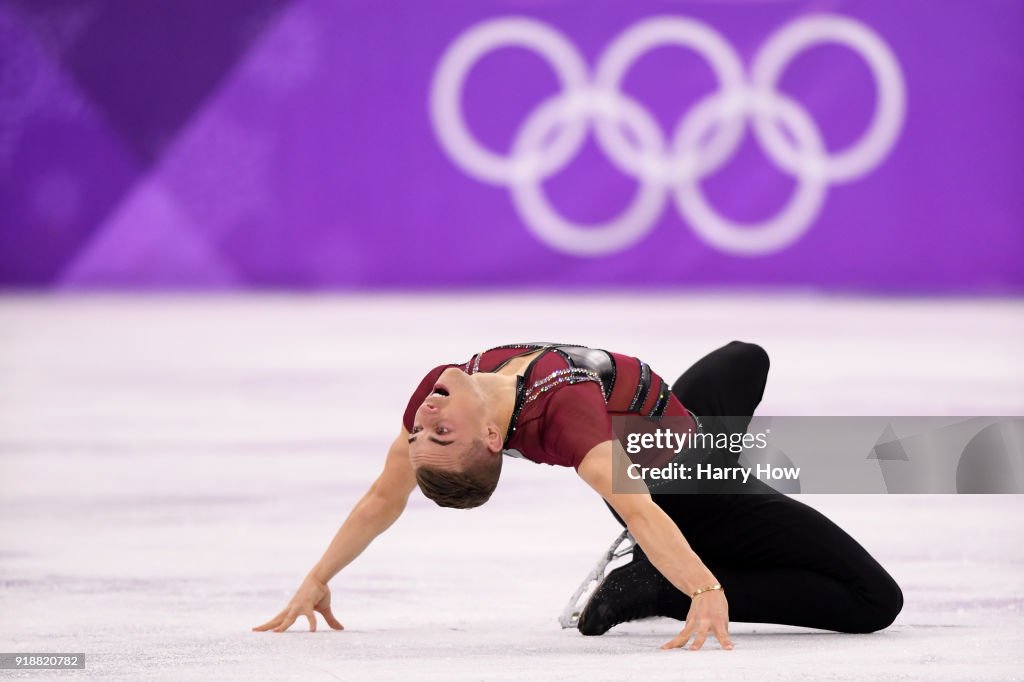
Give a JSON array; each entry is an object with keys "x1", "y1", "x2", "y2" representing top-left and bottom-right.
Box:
[{"x1": 575, "y1": 542, "x2": 686, "y2": 636}]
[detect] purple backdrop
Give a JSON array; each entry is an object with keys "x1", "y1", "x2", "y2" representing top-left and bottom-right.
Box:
[{"x1": 1, "y1": 0, "x2": 1021, "y2": 292}]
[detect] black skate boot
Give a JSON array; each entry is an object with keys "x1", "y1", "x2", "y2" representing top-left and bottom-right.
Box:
[{"x1": 576, "y1": 544, "x2": 687, "y2": 636}]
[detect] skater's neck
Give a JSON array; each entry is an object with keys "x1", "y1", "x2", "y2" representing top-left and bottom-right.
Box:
[{"x1": 472, "y1": 372, "x2": 518, "y2": 442}]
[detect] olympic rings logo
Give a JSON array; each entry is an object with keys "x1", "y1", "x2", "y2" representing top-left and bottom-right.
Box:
[{"x1": 429, "y1": 15, "x2": 906, "y2": 257}]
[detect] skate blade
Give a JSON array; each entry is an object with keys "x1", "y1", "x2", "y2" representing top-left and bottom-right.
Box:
[{"x1": 558, "y1": 530, "x2": 634, "y2": 629}]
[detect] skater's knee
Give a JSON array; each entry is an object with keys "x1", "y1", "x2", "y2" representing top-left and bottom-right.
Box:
[
  {"x1": 727, "y1": 341, "x2": 770, "y2": 377},
  {"x1": 873, "y1": 577, "x2": 904, "y2": 630},
  {"x1": 845, "y1": 577, "x2": 904, "y2": 633}
]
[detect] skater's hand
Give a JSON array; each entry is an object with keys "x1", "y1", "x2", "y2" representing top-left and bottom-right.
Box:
[
  {"x1": 252, "y1": 574, "x2": 345, "y2": 633},
  {"x1": 662, "y1": 590, "x2": 733, "y2": 651}
]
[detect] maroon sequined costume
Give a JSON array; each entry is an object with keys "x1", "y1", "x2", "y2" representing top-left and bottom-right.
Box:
[{"x1": 403, "y1": 343, "x2": 698, "y2": 469}]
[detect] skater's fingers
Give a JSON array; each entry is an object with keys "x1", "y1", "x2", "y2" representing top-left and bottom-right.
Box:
[
  {"x1": 273, "y1": 609, "x2": 301, "y2": 633},
  {"x1": 252, "y1": 609, "x2": 287, "y2": 632},
  {"x1": 306, "y1": 611, "x2": 317, "y2": 632},
  {"x1": 318, "y1": 605, "x2": 345, "y2": 631},
  {"x1": 660, "y1": 630, "x2": 692, "y2": 650},
  {"x1": 252, "y1": 619, "x2": 277, "y2": 632},
  {"x1": 712, "y1": 622, "x2": 734, "y2": 650},
  {"x1": 660, "y1": 621, "x2": 695, "y2": 650},
  {"x1": 688, "y1": 627, "x2": 709, "y2": 651}
]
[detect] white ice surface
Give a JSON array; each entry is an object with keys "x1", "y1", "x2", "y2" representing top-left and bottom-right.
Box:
[{"x1": 0, "y1": 293, "x2": 1022, "y2": 681}]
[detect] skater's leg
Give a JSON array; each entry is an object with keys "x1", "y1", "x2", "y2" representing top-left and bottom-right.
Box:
[
  {"x1": 680, "y1": 489, "x2": 903, "y2": 633},
  {"x1": 589, "y1": 487, "x2": 903, "y2": 635},
  {"x1": 671, "y1": 340, "x2": 770, "y2": 453}
]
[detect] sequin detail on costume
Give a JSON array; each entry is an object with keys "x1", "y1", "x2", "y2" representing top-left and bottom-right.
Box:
[{"x1": 523, "y1": 368, "x2": 606, "y2": 405}]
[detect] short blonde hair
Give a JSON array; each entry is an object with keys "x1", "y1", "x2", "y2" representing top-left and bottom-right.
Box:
[{"x1": 414, "y1": 440, "x2": 502, "y2": 509}]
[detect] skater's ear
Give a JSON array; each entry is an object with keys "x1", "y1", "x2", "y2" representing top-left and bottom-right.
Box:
[{"x1": 483, "y1": 421, "x2": 504, "y2": 454}]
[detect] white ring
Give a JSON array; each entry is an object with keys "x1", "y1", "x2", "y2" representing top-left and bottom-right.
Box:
[
  {"x1": 429, "y1": 17, "x2": 590, "y2": 185},
  {"x1": 592, "y1": 16, "x2": 747, "y2": 184},
  {"x1": 674, "y1": 90, "x2": 829, "y2": 255},
  {"x1": 510, "y1": 90, "x2": 668, "y2": 256},
  {"x1": 750, "y1": 14, "x2": 906, "y2": 182},
  {"x1": 428, "y1": 14, "x2": 907, "y2": 257}
]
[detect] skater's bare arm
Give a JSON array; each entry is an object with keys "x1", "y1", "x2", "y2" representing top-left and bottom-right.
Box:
[
  {"x1": 577, "y1": 441, "x2": 734, "y2": 651},
  {"x1": 576, "y1": 441, "x2": 717, "y2": 594},
  {"x1": 308, "y1": 429, "x2": 417, "y2": 583},
  {"x1": 252, "y1": 429, "x2": 416, "y2": 633}
]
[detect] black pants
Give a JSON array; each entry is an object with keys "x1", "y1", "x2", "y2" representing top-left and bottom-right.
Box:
[{"x1": 615, "y1": 341, "x2": 904, "y2": 634}]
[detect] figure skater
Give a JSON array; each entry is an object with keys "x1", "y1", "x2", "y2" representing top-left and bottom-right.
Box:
[{"x1": 253, "y1": 341, "x2": 903, "y2": 650}]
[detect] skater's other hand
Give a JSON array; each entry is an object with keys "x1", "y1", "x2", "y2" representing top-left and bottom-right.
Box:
[
  {"x1": 661, "y1": 590, "x2": 733, "y2": 651},
  {"x1": 252, "y1": 574, "x2": 345, "y2": 633}
]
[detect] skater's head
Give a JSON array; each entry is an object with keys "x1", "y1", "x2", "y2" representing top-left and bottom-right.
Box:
[
  {"x1": 412, "y1": 441, "x2": 502, "y2": 508},
  {"x1": 407, "y1": 367, "x2": 504, "y2": 508}
]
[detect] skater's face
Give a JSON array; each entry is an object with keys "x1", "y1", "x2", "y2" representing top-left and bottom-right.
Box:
[{"x1": 408, "y1": 367, "x2": 488, "y2": 471}]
